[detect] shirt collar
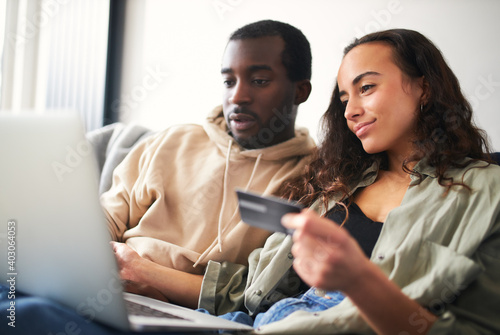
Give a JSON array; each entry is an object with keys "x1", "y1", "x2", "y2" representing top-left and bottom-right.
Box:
[{"x1": 316, "y1": 158, "x2": 438, "y2": 215}]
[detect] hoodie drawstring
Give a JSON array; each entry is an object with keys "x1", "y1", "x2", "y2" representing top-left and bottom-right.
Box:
[
  {"x1": 217, "y1": 139, "x2": 234, "y2": 252},
  {"x1": 192, "y1": 140, "x2": 263, "y2": 268}
]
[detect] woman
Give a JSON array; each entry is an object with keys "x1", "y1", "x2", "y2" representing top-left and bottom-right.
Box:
[{"x1": 198, "y1": 29, "x2": 500, "y2": 334}]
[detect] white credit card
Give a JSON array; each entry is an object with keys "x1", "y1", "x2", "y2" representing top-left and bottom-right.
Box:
[{"x1": 236, "y1": 189, "x2": 303, "y2": 234}]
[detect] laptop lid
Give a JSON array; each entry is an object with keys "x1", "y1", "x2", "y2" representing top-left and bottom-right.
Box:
[
  {"x1": 0, "y1": 112, "x2": 253, "y2": 332},
  {"x1": 0, "y1": 112, "x2": 132, "y2": 331}
]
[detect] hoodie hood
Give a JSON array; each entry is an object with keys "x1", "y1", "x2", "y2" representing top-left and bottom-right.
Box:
[{"x1": 192, "y1": 105, "x2": 315, "y2": 267}]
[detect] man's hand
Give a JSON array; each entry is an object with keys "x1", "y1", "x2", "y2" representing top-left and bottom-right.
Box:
[
  {"x1": 110, "y1": 241, "x2": 143, "y2": 283},
  {"x1": 110, "y1": 241, "x2": 169, "y2": 302},
  {"x1": 110, "y1": 241, "x2": 204, "y2": 309}
]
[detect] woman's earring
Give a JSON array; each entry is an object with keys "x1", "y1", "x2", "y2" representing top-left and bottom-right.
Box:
[{"x1": 420, "y1": 104, "x2": 424, "y2": 112}]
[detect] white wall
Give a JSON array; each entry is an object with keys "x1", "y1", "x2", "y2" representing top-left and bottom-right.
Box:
[{"x1": 119, "y1": 0, "x2": 500, "y2": 151}]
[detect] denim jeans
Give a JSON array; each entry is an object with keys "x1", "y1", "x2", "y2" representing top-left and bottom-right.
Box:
[
  {"x1": 1, "y1": 284, "x2": 344, "y2": 333},
  {"x1": 210, "y1": 287, "x2": 345, "y2": 329}
]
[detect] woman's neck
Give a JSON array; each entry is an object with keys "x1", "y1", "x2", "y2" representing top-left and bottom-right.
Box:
[{"x1": 385, "y1": 150, "x2": 415, "y2": 179}]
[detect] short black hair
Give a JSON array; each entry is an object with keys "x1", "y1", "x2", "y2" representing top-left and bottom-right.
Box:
[{"x1": 229, "y1": 20, "x2": 312, "y2": 82}]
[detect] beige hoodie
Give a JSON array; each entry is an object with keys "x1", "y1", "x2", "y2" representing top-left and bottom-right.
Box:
[{"x1": 101, "y1": 106, "x2": 316, "y2": 275}]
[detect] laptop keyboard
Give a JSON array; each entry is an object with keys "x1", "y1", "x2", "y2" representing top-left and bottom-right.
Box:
[{"x1": 125, "y1": 299, "x2": 187, "y2": 320}]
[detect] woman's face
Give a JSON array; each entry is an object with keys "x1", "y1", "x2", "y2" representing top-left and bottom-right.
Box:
[{"x1": 337, "y1": 42, "x2": 424, "y2": 157}]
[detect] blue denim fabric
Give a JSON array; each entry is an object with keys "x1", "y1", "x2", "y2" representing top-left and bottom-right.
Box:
[
  {"x1": 197, "y1": 308, "x2": 254, "y2": 333},
  {"x1": 213, "y1": 287, "x2": 345, "y2": 328},
  {"x1": 254, "y1": 288, "x2": 344, "y2": 328},
  {"x1": 0, "y1": 284, "x2": 125, "y2": 335},
  {"x1": 2, "y1": 283, "x2": 343, "y2": 333}
]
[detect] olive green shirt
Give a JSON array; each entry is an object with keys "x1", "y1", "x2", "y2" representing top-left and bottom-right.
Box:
[{"x1": 199, "y1": 160, "x2": 500, "y2": 334}]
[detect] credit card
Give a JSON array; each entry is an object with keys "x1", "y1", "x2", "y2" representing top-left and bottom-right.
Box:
[{"x1": 236, "y1": 189, "x2": 303, "y2": 234}]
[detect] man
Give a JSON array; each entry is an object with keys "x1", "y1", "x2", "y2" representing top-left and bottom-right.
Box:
[
  {"x1": 0, "y1": 19, "x2": 315, "y2": 335},
  {"x1": 104, "y1": 19, "x2": 315, "y2": 308}
]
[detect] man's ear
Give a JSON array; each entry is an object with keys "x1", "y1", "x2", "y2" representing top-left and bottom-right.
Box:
[{"x1": 294, "y1": 80, "x2": 312, "y2": 105}]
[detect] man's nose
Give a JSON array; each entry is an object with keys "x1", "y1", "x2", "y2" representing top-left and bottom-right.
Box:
[{"x1": 229, "y1": 82, "x2": 252, "y2": 105}]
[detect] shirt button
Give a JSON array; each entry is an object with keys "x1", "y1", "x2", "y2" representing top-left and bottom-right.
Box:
[
  {"x1": 377, "y1": 254, "x2": 385, "y2": 260},
  {"x1": 315, "y1": 288, "x2": 326, "y2": 297},
  {"x1": 287, "y1": 253, "x2": 293, "y2": 259},
  {"x1": 255, "y1": 290, "x2": 262, "y2": 296}
]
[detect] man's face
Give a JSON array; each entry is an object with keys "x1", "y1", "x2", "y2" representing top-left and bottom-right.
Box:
[{"x1": 221, "y1": 36, "x2": 297, "y2": 149}]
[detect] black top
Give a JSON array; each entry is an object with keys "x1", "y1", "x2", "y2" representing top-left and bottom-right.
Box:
[
  {"x1": 294, "y1": 202, "x2": 384, "y2": 294},
  {"x1": 326, "y1": 202, "x2": 383, "y2": 258}
]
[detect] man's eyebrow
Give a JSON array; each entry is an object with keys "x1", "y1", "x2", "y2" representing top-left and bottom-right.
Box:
[
  {"x1": 248, "y1": 65, "x2": 273, "y2": 72},
  {"x1": 338, "y1": 71, "x2": 381, "y2": 97},
  {"x1": 221, "y1": 65, "x2": 273, "y2": 74}
]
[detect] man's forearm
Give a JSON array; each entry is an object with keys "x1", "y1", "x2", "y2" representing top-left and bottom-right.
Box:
[{"x1": 134, "y1": 259, "x2": 203, "y2": 309}]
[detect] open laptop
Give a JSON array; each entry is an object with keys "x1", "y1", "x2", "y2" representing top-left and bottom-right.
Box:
[{"x1": 0, "y1": 111, "x2": 253, "y2": 333}]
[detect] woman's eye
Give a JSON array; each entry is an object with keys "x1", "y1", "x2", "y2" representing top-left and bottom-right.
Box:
[
  {"x1": 360, "y1": 85, "x2": 374, "y2": 94},
  {"x1": 341, "y1": 100, "x2": 348, "y2": 107}
]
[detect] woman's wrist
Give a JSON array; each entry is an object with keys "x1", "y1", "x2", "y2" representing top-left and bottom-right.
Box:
[
  {"x1": 344, "y1": 260, "x2": 437, "y2": 335},
  {"x1": 340, "y1": 257, "x2": 381, "y2": 298}
]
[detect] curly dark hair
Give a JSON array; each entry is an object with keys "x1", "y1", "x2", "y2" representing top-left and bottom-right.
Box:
[
  {"x1": 229, "y1": 20, "x2": 312, "y2": 82},
  {"x1": 279, "y1": 29, "x2": 492, "y2": 208}
]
